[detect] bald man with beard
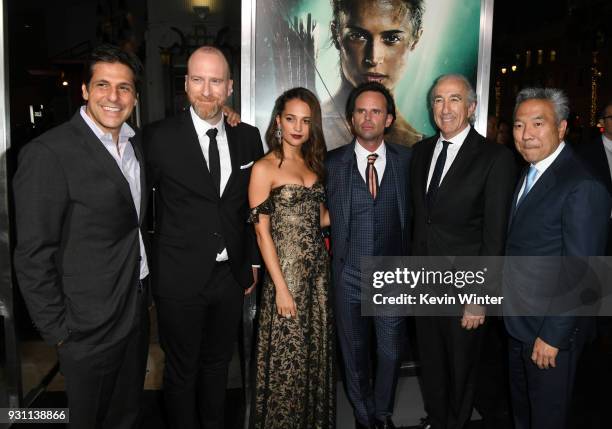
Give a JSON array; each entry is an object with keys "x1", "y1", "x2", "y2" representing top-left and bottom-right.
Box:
[{"x1": 144, "y1": 46, "x2": 264, "y2": 429}]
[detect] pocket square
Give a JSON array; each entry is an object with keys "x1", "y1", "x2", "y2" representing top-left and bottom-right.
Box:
[{"x1": 240, "y1": 161, "x2": 254, "y2": 170}]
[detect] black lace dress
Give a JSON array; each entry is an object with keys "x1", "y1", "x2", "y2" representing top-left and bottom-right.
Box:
[{"x1": 249, "y1": 183, "x2": 335, "y2": 429}]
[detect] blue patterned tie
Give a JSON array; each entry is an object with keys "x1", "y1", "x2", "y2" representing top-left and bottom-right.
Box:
[{"x1": 516, "y1": 165, "x2": 537, "y2": 207}]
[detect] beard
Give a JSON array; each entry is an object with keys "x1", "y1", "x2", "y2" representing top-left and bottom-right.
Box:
[{"x1": 191, "y1": 97, "x2": 222, "y2": 121}]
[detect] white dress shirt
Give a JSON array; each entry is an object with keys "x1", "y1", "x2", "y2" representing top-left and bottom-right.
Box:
[
  {"x1": 354, "y1": 140, "x2": 386, "y2": 184},
  {"x1": 516, "y1": 141, "x2": 566, "y2": 203},
  {"x1": 190, "y1": 108, "x2": 232, "y2": 261},
  {"x1": 80, "y1": 106, "x2": 149, "y2": 280},
  {"x1": 190, "y1": 107, "x2": 232, "y2": 195},
  {"x1": 426, "y1": 125, "x2": 471, "y2": 192}
]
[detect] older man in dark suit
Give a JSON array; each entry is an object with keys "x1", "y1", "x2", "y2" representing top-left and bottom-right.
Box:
[
  {"x1": 326, "y1": 82, "x2": 411, "y2": 429},
  {"x1": 504, "y1": 88, "x2": 610, "y2": 429},
  {"x1": 574, "y1": 100, "x2": 612, "y2": 253},
  {"x1": 411, "y1": 74, "x2": 517, "y2": 429},
  {"x1": 13, "y1": 45, "x2": 149, "y2": 429},
  {"x1": 144, "y1": 46, "x2": 263, "y2": 429}
]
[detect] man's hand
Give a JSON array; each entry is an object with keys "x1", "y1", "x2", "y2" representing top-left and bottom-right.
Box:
[
  {"x1": 531, "y1": 337, "x2": 559, "y2": 369},
  {"x1": 222, "y1": 105, "x2": 241, "y2": 127},
  {"x1": 461, "y1": 304, "x2": 485, "y2": 330},
  {"x1": 245, "y1": 266, "x2": 259, "y2": 295}
]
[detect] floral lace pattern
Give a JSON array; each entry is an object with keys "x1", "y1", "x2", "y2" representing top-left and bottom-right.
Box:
[{"x1": 252, "y1": 183, "x2": 335, "y2": 428}]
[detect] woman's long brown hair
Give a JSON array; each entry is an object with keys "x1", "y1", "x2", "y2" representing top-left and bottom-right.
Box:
[{"x1": 264, "y1": 87, "x2": 327, "y2": 181}]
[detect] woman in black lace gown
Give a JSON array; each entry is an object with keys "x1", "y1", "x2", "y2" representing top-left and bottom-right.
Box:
[{"x1": 248, "y1": 87, "x2": 335, "y2": 428}]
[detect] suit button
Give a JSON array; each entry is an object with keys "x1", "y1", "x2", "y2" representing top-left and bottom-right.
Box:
[
  {"x1": 137, "y1": 256, "x2": 142, "y2": 261},
  {"x1": 427, "y1": 219, "x2": 432, "y2": 224}
]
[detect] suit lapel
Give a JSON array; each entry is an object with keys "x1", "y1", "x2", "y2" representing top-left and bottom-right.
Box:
[
  {"x1": 339, "y1": 141, "x2": 356, "y2": 232},
  {"x1": 421, "y1": 137, "x2": 437, "y2": 198},
  {"x1": 71, "y1": 113, "x2": 136, "y2": 213},
  {"x1": 438, "y1": 128, "x2": 479, "y2": 194},
  {"x1": 511, "y1": 146, "x2": 570, "y2": 225},
  {"x1": 131, "y1": 134, "x2": 147, "y2": 224},
  {"x1": 386, "y1": 144, "x2": 406, "y2": 231},
  {"x1": 508, "y1": 167, "x2": 528, "y2": 227},
  {"x1": 222, "y1": 119, "x2": 241, "y2": 198},
  {"x1": 178, "y1": 112, "x2": 218, "y2": 198}
]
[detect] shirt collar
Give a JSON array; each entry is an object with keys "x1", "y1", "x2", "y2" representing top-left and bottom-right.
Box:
[
  {"x1": 438, "y1": 124, "x2": 471, "y2": 148},
  {"x1": 532, "y1": 141, "x2": 566, "y2": 174},
  {"x1": 80, "y1": 105, "x2": 135, "y2": 142},
  {"x1": 190, "y1": 106, "x2": 226, "y2": 139},
  {"x1": 602, "y1": 134, "x2": 612, "y2": 151},
  {"x1": 354, "y1": 139, "x2": 386, "y2": 161}
]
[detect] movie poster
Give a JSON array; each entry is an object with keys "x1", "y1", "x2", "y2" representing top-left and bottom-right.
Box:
[{"x1": 244, "y1": 0, "x2": 490, "y2": 150}]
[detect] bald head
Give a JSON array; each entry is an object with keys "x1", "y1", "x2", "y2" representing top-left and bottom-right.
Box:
[
  {"x1": 185, "y1": 46, "x2": 233, "y2": 124},
  {"x1": 187, "y1": 46, "x2": 231, "y2": 80}
]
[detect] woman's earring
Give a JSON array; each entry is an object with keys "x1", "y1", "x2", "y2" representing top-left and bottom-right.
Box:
[{"x1": 275, "y1": 127, "x2": 282, "y2": 143}]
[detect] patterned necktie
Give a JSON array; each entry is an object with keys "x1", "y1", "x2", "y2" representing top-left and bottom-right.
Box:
[
  {"x1": 206, "y1": 128, "x2": 220, "y2": 195},
  {"x1": 516, "y1": 165, "x2": 538, "y2": 207},
  {"x1": 426, "y1": 140, "x2": 451, "y2": 211},
  {"x1": 366, "y1": 153, "x2": 379, "y2": 199}
]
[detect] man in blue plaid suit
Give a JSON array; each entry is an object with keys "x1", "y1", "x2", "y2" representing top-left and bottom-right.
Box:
[{"x1": 325, "y1": 82, "x2": 412, "y2": 429}]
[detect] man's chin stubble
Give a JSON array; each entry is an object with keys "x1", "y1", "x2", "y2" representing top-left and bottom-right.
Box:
[{"x1": 194, "y1": 103, "x2": 221, "y2": 121}]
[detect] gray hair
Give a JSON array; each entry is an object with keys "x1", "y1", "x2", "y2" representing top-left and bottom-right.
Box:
[
  {"x1": 429, "y1": 74, "x2": 477, "y2": 123},
  {"x1": 514, "y1": 88, "x2": 569, "y2": 125}
]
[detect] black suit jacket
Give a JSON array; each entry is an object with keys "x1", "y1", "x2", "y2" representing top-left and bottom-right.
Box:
[
  {"x1": 13, "y1": 112, "x2": 147, "y2": 346},
  {"x1": 573, "y1": 135, "x2": 612, "y2": 193},
  {"x1": 144, "y1": 112, "x2": 264, "y2": 298},
  {"x1": 574, "y1": 135, "x2": 612, "y2": 254},
  {"x1": 411, "y1": 127, "x2": 517, "y2": 257}
]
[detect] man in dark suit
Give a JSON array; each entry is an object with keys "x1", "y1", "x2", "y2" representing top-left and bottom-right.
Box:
[
  {"x1": 144, "y1": 46, "x2": 263, "y2": 429},
  {"x1": 572, "y1": 100, "x2": 612, "y2": 427},
  {"x1": 574, "y1": 100, "x2": 612, "y2": 253},
  {"x1": 503, "y1": 88, "x2": 610, "y2": 429},
  {"x1": 326, "y1": 82, "x2": 411, "y2": 429},
  {"x1": 13, "y1": 45, "x2": 149, "y2": 429},
  {"x1": 411, "y1": 74, "x2": 517, "y2": 429}
]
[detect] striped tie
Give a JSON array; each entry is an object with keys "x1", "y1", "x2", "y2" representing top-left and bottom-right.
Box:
[{"x1": 366, "y1": 153, "x2": 379, "y2": 199}]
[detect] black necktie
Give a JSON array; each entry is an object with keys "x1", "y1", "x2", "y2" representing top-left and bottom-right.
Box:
[
  {"x1": 426, "y1": 140, "x2": 451, "y2": 210},
  {"x1": 207, "y1": 128, "x2": 220, "y2": 195}
]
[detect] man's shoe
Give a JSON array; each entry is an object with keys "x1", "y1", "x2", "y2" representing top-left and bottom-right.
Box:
[
  {"x1": 374, "y1": 416, "x2": 397, "y2": 429},
  {"x1": 418, "y1": 416, "x2": 432, "y2": 429}
]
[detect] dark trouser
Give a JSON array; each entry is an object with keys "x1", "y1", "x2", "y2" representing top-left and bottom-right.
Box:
[
  {"x1": 473, "y1": 317, "x2": 514, "y2": 429},
  {"x1": 156, "y1": 262, "x2": 243, "y2": 429},
  {"x1": 335, "y1": 267, "x2": 406, "y2": 427},
  {"x1": 415, "y1": 316, "x2": 484, "y2": 429},
  {"x1": 57, "y1": 285, "x2": 149, "y2": 429},
  {"x1": 508, "y1": 336, "x2": 582, "y2": 429},
  {"x1": 573, "y1": 316, "x2": 612, "y2": 428}
]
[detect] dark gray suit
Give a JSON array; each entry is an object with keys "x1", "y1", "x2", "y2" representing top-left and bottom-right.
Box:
[
  {"x1": 326, "y1": 141, "x2": 411, "y2": 426},
  {"x1": 13, "y1": 111, "x2": 149, "y2": 428}
]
